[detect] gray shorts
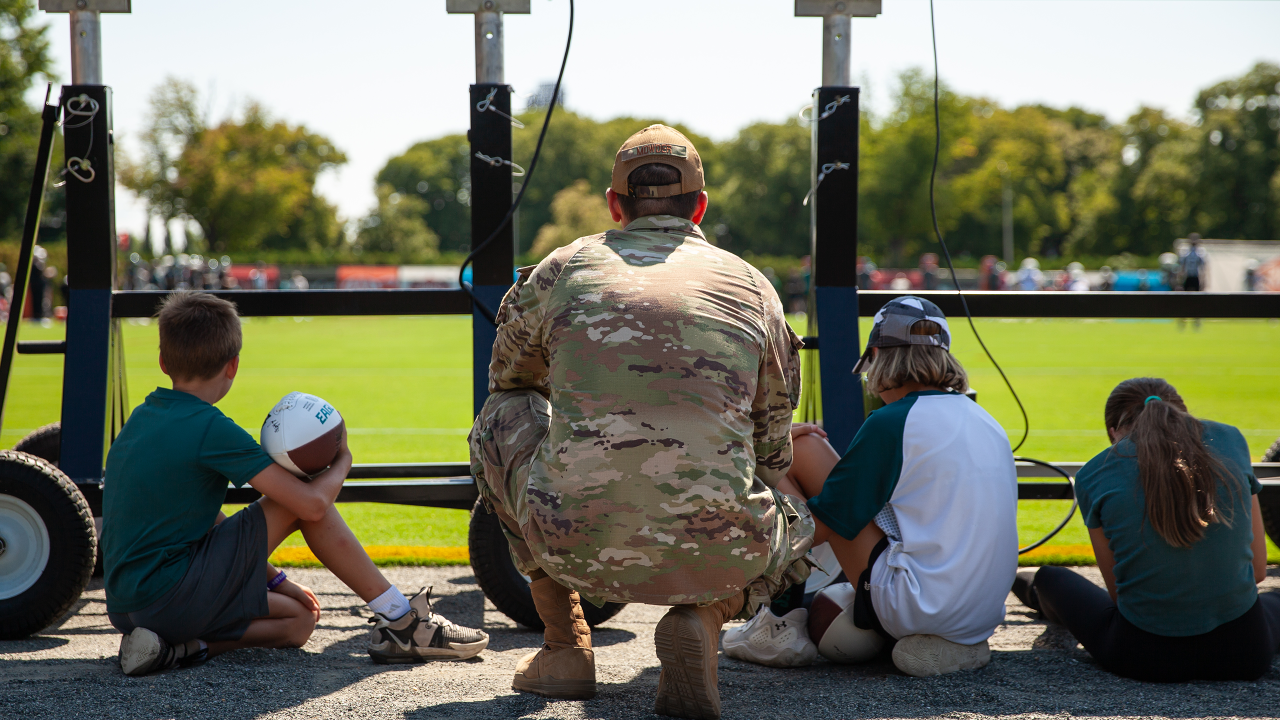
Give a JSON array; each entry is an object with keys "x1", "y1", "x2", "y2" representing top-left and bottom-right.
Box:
[{"x1": 109, "y1": 502, "x2": 270, "y2": 644}]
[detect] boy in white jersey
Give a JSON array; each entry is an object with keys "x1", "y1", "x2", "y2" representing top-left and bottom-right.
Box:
[{"x1": 724, "y1": 296, "x2": 1018, "y2": 676}]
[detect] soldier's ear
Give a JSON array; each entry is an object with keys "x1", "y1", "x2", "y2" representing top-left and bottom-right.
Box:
[
  {"x1": 690, "y1": 191, "x2": 709, "y2": 225},
  {"x1": 605, "y1": 188, "x2": 627, "y2": 224}
]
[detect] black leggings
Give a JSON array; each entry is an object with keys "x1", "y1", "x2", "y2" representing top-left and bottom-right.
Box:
[{"x1": 1033, "y1": 566, "x2": 1280, "y2": 682}]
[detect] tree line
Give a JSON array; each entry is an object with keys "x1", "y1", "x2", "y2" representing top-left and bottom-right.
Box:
[
  {"x1": 381, "y1": 62, "x2": 1280, "y2": 267},
  {"x1": 0, "y1": 0, "x2": 1276, "y2": 267}
]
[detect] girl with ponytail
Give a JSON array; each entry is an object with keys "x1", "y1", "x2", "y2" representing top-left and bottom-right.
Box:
[{"x1": 1012, "y1": 378, "x2": 1279, "y2": 682}]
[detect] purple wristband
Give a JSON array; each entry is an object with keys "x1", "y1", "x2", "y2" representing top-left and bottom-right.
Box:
[{"x1": 267, "y1": 571, "x2": 287, "y2": 591}]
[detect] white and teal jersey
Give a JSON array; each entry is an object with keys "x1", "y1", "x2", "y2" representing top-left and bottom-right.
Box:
[{"x1": 808, "y1": 390, "x2": 1018, "y2": 644}]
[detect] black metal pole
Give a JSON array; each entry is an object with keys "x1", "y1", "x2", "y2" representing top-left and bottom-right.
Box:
[
  {"x1": 0, "y1": 90, "x2": 60, "y2": 431},
  {"x1": 58, "y1": 85, "x2": 118, "y2": 481},
  {"x1": 812, "y1": 86, "x2": 862, "y2": 454},
  {"x1": 468, "y1": 83, "x2": 515, "y2": 416}
]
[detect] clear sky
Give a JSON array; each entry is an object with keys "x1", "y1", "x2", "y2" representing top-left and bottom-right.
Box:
[{"x1": 31, "y1": 0, "x2": 1280, "y2": 242}]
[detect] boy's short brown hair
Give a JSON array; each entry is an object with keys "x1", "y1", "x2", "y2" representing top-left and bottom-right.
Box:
[
  {"x1": 158, "y1": 291, "x2": 242, "y2": 381},
  {"x1": 865, "y1": 320, "x2": 969, "y2": 394}
]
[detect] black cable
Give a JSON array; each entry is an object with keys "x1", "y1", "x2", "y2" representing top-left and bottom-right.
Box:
[
  {"x1": 927, "y1": 0, "x2": 1029, "y2": 454},
  {"x1": 1013, "y1": 456, "x2": 1077, "y2": 554},
  {"x1": 459, "y1": 0, "x2": 574, "y2": 326},
  {"x1": 928, "y1": 2, "x2": 1078, "y2": 552}
]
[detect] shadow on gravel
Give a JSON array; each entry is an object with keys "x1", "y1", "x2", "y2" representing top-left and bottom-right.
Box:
[
  {"x1": 482, "y1": 624, "x2": 638, "y2": 654},
  {"x1": 0, "y1": 636, "x2": 69, "y2": 654}
]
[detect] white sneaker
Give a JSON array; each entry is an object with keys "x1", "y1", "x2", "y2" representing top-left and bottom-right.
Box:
[
  {"x1": 721, "y1": 605, "x2": 817, "y2": 668},
  {"x1": 891, "y1": 634, "x2": 991, "y2": 677}
]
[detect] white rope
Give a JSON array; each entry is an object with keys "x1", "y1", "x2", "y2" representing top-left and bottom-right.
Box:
[
  {"x1": 474, "y1": 151, "x2": 526, "y2": 177},
  {"x1": 57, "y1": 94, "x2": 100, "y2": 185},
  {"x1": 817, "y1": 94, "x2": 852, "y2": 121},
  {"x1": 476, "y1": 87, "x2": 526, "y2": 129},
  {"x1": 797, "y1": 94, "x2": 852, "y2": 126},
  {"x1": 802, "y1": 161, "x2": 850, "y2": 206}
]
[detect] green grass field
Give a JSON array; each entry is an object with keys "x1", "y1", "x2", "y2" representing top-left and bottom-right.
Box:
[{"x1": 3, "y1": 313, "x2": 1278, "y2": 563}]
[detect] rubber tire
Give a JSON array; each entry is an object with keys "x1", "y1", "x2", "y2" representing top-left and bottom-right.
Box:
[
  {"x1": 1260, "y1": 436, "x2": 1280, "y2": 547},
  {"x1": 14, "y1": 422, "x2": 60, "y2": 466},
  {"x1": 0, "y1": 451, "x2": 96, "y2": 639},
  {"x1": 468, "y1": 498, "x2": 626, "y2": 630},
  {"x1": 11, "y1": 423, "x2": 102, "y2": 578}
]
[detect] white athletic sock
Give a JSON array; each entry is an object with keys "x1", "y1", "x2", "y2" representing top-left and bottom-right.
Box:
[{"x1": 368, "y1": 586, "x2": 411, "y2": 620}]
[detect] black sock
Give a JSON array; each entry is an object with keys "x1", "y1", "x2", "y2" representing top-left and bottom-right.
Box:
[{"x1": 769, "y1": 582, "x2": 807, "y2": 616}]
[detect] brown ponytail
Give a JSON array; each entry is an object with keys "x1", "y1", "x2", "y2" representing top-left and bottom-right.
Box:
[{"x1": 1104, "y1": 378, "x2": 1234, "y2": 548}]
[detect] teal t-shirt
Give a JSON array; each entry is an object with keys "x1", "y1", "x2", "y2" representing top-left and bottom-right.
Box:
[
  {"x1": 1074, "y1": 420, "x2": 1261, "y2": 637},
  {"x1": 102, "y1": 388, "x2": 275, "y2": 613}
]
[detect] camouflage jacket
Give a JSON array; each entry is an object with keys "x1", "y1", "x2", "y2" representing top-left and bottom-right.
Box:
[{"x1": 489, "y1": 215, "x2": 803, "y2": 605}]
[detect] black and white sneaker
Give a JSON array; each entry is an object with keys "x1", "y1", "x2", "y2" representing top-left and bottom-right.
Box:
[
  {"x1": 118, "y1": 627, "x2": 208, "y2": 676},
  {"x1": 367, "y1": 587, "x2": 488, "y2": 663}
]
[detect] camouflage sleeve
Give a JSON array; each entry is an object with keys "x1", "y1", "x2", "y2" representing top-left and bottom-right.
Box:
[
  {"x1": 751, "y1": 267, "x2": 804, "y2": 487},
  {"x1": 488, "y1": 237, "x2": 594, "y2": 395}
]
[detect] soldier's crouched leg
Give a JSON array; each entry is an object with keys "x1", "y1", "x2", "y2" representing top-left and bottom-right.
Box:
[
  {"x1": 740, "y1": 490, "x2": 817, "y2": 619},
  {"x1": 468, "y1": 389, "x2": 550, "y2": 576},
  {"x1": 470, "y1": 390, "x2": 595, "y2": 698}
]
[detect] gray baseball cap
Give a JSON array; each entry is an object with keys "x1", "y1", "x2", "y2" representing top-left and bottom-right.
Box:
[{"x1": 851, "y1": 296, "x2": 952, "y2": 374}]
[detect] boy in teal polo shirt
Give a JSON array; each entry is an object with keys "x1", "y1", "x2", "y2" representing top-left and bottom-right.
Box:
[{"x1": 103, "y1": 291, "x2": 487, "y2": 676}]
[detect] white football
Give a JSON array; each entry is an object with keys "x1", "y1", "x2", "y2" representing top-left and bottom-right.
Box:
[
  {"x1": 807, "y1": 582, "x2": 886, "y2": 663},
  {"x1": 260, "y1": 391, "x2": 345, "y2": 477}
]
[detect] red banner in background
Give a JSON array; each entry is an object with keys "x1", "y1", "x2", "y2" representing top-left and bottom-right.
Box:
[{"x1": 336, "y1": 265, "x2": 398, "y2": 289}]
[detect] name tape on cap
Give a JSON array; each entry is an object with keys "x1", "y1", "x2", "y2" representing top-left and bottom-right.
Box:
[{"x1": 619, "y1": 143, "x2": 688, "y2": 162}]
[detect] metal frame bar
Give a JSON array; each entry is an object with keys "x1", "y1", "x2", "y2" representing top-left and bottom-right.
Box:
[
  {"x1": 58, "y1": 84, "x2": 117, "y2": 483},
  {"x1": 0, "y1": 93, "x2": 59, "y2": 427},
  {"x1": 111, "y1": 288, "x2": 471, "y2": 318},
  {"x1": 468, "y1": 83, "x2": 516, "y2": 415},
  {"x1": 811, "y1": 86, "x2": 863, "y2": 454},
  {"x1": 70, "y1": 464, "x2": 1278, "y2": 513},
  {"x1": 854, "y1": 290, "x2": 1280, "y2": 319}
]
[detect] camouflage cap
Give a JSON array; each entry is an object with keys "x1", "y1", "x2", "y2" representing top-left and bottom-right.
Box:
[
  {"x1": 611, "y1": 124, "x2": 704, "y2": 198},
  {"x1": 851, "y1": 295, "x2": 952, "y2": 374}
]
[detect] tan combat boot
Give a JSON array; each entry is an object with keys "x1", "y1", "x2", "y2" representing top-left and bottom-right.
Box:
[
  {"x1": 653, "y1": 592, "x2": 746, "y2": 720},
  {"x1": 512, "y1": 576, "x2": 597, "y2": 699}
]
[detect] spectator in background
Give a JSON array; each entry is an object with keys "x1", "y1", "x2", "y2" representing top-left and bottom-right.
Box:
[
  {"x1": 920, "y1": 253, "x2": 939, "y2": 291},
  {"x1": 1179, "y1": 235, "x2": 1207, "y2": 292},
  {"x1": 1177, "y1": 235, "x2": 1207, "y2": 331},
  {"x1": 251, "y1": 261, "x2": 268, "y2": 290},
  {"x1": 1016, "y1": 257, "x2": 1043, "y2": 291},
  {"x1": 785, "y1": 268, "x2": 807, "y2": 315},
  {"x1": 1245, "y1": 260, "x2": 1259, "y2": 291},
  {"x1": 290, "y1": 271, "x2": 310, "y2": 291},
  {"x1": 1136, "y1": 269, "x2": 1151, "y2": 292},
  {"x1": 0, "y1": 263, "x2": 10, "y2": 319},
  {"x1": 1097, "y1": 266, "x2": 1116, "y2": 292},
  {"x1": 857, "y1": 257, "x2": 876, "y2": 290},
  {"x1": 29, "y1": 246, "x2": 48, "y2": 321},
  {"x1": 1066, "y1": 263, "x2": 1090, "y2": 292},
  {"x1": 979, "y1": 256, "x2": 1001, "y2": 291}
]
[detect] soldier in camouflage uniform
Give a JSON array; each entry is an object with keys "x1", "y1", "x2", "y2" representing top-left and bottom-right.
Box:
[{"x1": 469, "y1": 124, "x2": 813, "y2": 719}]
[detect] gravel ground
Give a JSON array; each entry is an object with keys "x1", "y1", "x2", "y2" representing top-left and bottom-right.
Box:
[{"x1": 3, "y1": 566, "x2": 1278, "y2": 720}]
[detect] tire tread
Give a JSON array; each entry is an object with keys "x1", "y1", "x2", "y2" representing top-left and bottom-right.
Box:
[
  {"x1": 0, "y1": 450, "x2": 96, "y2": 640},
  {"x1": 467, "y1": 498, "x2": 625, "y2": 630}
]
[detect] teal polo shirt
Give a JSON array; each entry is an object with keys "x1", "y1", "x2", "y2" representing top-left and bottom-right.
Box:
[
  {"x1": 102, "y1": 388, "x2": 275, "y2": 613},
  {"x1": 1074, "y1": 420, "x2": 1261, "y2": 637}
]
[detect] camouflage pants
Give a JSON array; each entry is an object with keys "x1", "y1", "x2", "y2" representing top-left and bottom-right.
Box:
[{"x1": 468, "y1": 389, "x2": 814, "y2": 618}]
